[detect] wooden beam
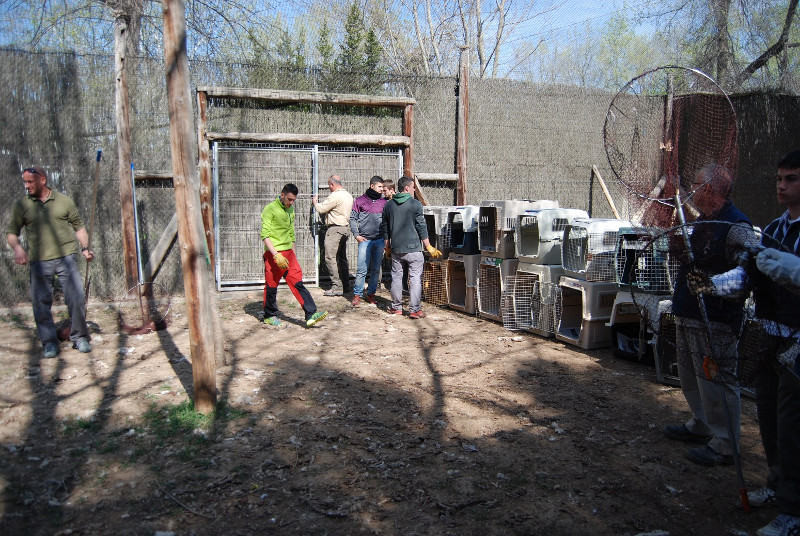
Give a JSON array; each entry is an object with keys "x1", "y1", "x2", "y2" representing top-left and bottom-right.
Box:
[
  {"x1": 456, "y1": 46, "x2": 469, "y2": 205},
  {"x1": 413, "y1": 176, "x2": 429, "y2": 206},
  {"x1": 163, "y1": 0, "x2": 218, "y2": 414},
  {"x1": 416, "y1": 173, "x2": 459, "y2": 182},
  {"x1": 197, "y1": 86, "x2": 415, "y2": 108},
  {"x1": 197, "y1": 90, "x2": 215, "y2": 276},
  {"x1": 133, "y1": 171, "x2": 173, "y2": 181},
  {"x1": 142, "y1": 214, "x2": 178, "y2": 282},
  {"x1": 403, "y1": 104, "x2": 414, "y2": 177},
  {"x1": 114, "y1": 14, "x2": 139, "y2": 293},
  {"x1": 205, "y1": 131, "x2": 410, "y2": 148}
]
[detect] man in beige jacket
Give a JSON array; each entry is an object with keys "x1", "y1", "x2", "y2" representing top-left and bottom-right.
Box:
[{"x1": 313, "y1": 174, "x2": 354, "y2": 296}]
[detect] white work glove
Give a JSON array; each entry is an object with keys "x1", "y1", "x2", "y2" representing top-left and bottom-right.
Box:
[{"x1": 756, "y1": 248, "x2": 800, "y2": 294}]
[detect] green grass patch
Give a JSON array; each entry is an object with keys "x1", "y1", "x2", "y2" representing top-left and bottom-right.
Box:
[
  {"x1": 61, "y1": 416, "x2": 101, "y2": 436},
  {"x1": 143, "y1": 399, "x2": 247, "y2": 442}
]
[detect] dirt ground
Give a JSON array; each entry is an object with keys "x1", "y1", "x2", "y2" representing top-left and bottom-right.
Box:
[{"x1": 0, "y1": 285, "x2": 778, "y2": 535}]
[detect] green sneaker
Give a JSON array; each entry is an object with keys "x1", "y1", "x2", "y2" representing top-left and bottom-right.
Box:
[
  {"x1": 305, "y1": 311, "x2": 328, "y2": 327},
  {"x1": 263, "y1": 316, "x2": 282, "y2": 327}
]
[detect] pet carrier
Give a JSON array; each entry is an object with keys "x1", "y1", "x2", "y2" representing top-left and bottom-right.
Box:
[
  {"x1": 447, "y1": 206, "x2": 480, "y2": 255},
  {"x1": 555, "y1": 276, "x2": 619, "y2": 350},
  {"x1": 613, "y1": 226, "x2": 676, "y2": 292},
  {"x1": 517, "y1": 261, "x2": 565, "y2": 337},
  {"x1": 447, "y1": 253, "x2": 480, "y2": 314},
  {"x1": 516, "y1": 208, "x2": 589, "y2": 265},
  {"x1": 561, "y1": 218, "x2": 632, "y2": 282},
  {"x1": 477, "y1": 255, "x2": 519, "y2": 322},
  {"x1": 423, "y1": 205, "x2": 454, "y2": 255},
  {"x1": 607, "y1": 290, "x2": 665, "y2": 364},
  {"x1": 479, "y1": 200, "x2": 559, "y2": 258}
]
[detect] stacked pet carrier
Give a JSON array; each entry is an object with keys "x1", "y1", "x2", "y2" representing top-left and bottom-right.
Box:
[
  {"x1": 421, "y1": 206, "x2": 453, "y2": 307},
  {"x1": 477, "y1": 200, "x2": 558, "y2": 322},
  {"x1": 508, "y1": 208, "x2": 589, "y2": 336},
  {"x1": 555, "y1": 218, "x2": 631, "y2": 349},
  {"x1": 445, "y1": 206, "x2": 481, "y2": 313},
  {"x1": 607, "y1": 226, "x2": 670, "y2": 363}
]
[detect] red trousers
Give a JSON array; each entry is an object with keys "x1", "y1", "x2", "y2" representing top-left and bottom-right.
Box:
[{"x1": 263, "y1": 249, "x2": 316, "y2": 318}]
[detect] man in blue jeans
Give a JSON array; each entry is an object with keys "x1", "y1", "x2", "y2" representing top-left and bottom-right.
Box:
[
  {"x1": 349, "y1": 175, "x2": 386, "y2": 307},
  {"x1": 7, "y1": 166, "x2": 95, "y2": 358}
]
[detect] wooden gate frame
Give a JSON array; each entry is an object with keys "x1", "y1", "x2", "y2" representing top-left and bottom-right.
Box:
[{"x1": 195, "y1": 87, "x2": 416, "y2": 278}]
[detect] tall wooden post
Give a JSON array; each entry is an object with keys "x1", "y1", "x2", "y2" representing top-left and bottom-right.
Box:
[
  {"x1": 196, "y1": 90, "x2": 215, "y2": 276},
  {"x1": 403, "y1": 104, "x2": 414, "y2": 177},
  {"x1": 114, "y1": 15, "x2": 140, "y2": 292},
  {"x1": 456, "y1": 46, "x2": 469, "y2": 205},
  {"x1": 163, "y1": 0, "x2": 218, "y2": 413}
]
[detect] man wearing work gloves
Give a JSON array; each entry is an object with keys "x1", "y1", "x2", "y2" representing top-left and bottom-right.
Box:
[
  {"x1": 380, "y1": 175, "x2": 441, "y2": 318},
  {"x1": 260, "y1": 183, "x2": 327, "y2": 328},
  {"x1": 683, "y1": 151, "x2": 800, "y2": 536}
]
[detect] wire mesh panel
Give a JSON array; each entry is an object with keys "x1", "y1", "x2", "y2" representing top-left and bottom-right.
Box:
[
  {"x1": 478, "y1": 263, "x2": 502, "y2": 321},
  {"x1": 214, "y1": 142, "x2": 401, "y2": 289},
  {"x1": 532, "y1": 282, "x2": 559, "y2": 336},
  {"x1": 501, "y1": 273, "x2": 537, "y2": 330},
  {"x1": 421, "y1": 260, "x2": 449, "y2": 306}
]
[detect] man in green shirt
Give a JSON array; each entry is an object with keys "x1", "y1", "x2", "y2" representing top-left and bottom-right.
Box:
[
  {"x1": 6, "y1": 166, "x2": 95, "y2": 358},
  {"x1": 260, "y1": 183, "x2": 327, "y2": 328}
]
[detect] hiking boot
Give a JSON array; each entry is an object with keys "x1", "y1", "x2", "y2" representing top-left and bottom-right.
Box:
[
  {"x1": 43, "y1": 342, "x2": 60, "y2": 359},
  {"x1": 663, "y1": 424, "x2": 712, "y2": 444},
  {"x1": 324, "y1": 289, "x2": 343, "y2": 297},
  {"x1": 748, "y1": 487, "x2": 777, "y2": 508},
  {"x1": 263, "y1": 316, "x2": 282, "y2": 327},
  {"x1": 685, "y1": 445, "x2": 733, "y2": 467},
  {"x1": 757, "y1": 514, "x2": 800, "y2": 536},
  {"x1": 306, "y1": 311, "x2": 328, "y2": 327},
  {"x1": 74, "y1": 338, "x2": 92, "y2": 353},
  {"x1": 365, "y1": 294, "x2": 377, "y2": 305},
  {"x1": 351, "y1": 295, "x2": 361, "y2": 307},
  {"x1": 387, "y1": 308, "x2": 403, "y2": 316},
  {"x1": 409, "y1": 311, "x2": 427, "y2": 319}
]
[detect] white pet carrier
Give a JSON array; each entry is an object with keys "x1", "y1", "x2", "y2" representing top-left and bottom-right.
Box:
[
  {"x1": 423, "y1": 205, "x2": 454, "y2": 255},
  {"x1": 447, "y1": 253, "x2": 480, "y2": 314},
  {"x1": 447, "y1": 205, "x2": 480, "y2": 255},
  {"x1": 561, "y1": 218, "x2": 632, "y2": 282},
  {"x1": 479, "y1": 199, "x2": 559, "y2": 258},
  {"x1": 516, "y1": 208, "x2": 589, "y2": 265},
  {"x1": 421, "y1": 259, "x2": 449, "y2": 307},
  {"x1": 555, "y1": 276, "x2": 619, "y2": 350},
  {"x1": 613, "y1": 226, "x2": 676, "y2": 293}
]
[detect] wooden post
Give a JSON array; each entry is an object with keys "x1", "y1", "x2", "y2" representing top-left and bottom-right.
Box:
[
  {"x1": 456, "y1": 46, "x2": 469, "y2": 205},
  {"x1": 403, "y1": 104, "x2": 414, "y2": 177},
  {"x1": 163, "y1": 0, "x2": 218, "y2": 413},
  {"x1": 196, "y1": 90, "x2": 215, "y2": 276},
  {"x1": 114, "y1": 15, "x2": 140, "y2": 293}
]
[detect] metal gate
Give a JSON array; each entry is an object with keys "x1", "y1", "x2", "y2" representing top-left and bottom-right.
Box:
[{"x1": 213, "y1": 142, "x2": 403, "y2": 290}]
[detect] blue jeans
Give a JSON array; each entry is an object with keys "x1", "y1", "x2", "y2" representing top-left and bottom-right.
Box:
[
  {"x1": 353, "y1": 238, "x2": 384, "y2": 297},
  {"x1": 30, "y1": 254, "x2": 89, "y2": 345}
]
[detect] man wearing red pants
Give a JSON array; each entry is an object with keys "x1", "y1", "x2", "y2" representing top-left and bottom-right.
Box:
[{"x1": 260, "y1": 183, "x2": 327, "y2": 328}]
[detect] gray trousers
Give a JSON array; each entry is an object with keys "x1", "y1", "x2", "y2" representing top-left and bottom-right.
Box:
[
  {"x1": 675, "y1": 316, "x2": 741, "y2": 456},
  {"x1": 324, "y1": 225, "x2": 350, "y2": 291},
  {"x1": 390, "y1": 251, "x2": 424, "y2": 313},
  {"x1": 30, "y1": 254, "x2": 89, "y2": 345}
]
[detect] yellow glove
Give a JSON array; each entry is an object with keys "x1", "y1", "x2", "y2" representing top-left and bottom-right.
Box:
[
  {"x1": 426, "y1": 245, "x2": 442, "y2": 259},
  {"x1": 273, "y1": 252, "x2": 290, "y2": 270},
  {"x1": 384, "y1": 246, "x2": 392, "y2": 259}
]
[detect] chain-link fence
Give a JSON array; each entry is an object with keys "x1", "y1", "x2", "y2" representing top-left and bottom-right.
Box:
[{"x1": 1, "y1": 48, "x2": 797, "y2": 306}]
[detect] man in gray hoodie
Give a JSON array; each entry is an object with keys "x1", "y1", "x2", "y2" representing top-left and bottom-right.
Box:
[{"x1": 380, "y1": 175, "x2": 441, "y2": 318}]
